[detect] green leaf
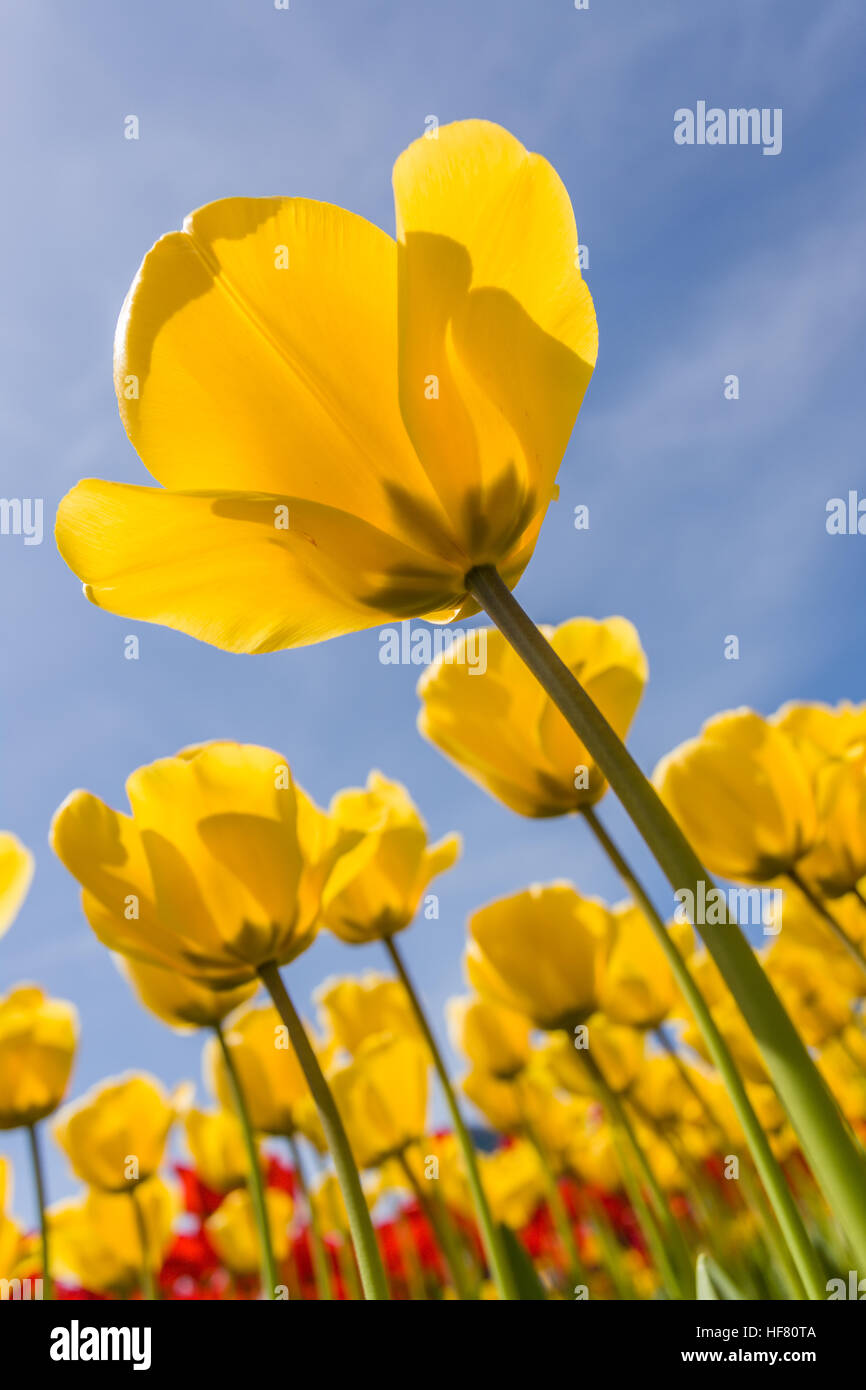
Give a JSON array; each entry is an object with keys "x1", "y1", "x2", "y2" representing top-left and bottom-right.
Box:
[
  {"x1": 498, "y1": 1223, "x2": 548, "y2": 1300},
  {"x1": 696, "y1": 1251, "x2": 746, "y2": 1301}
]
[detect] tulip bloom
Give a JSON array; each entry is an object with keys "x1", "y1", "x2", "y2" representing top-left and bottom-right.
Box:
[
  {"x1": 0, "y1": 833, "x2": 34, "y2": 940},
  {"x1": 479, "y1": 1140, "x2": 546, "y2": 1229},
  {"x1": 543, "y1": 1021, "x2": 645, "y2": 1098},
  {"x1": 796, "y1": 752, "x2": 866, "y2": 898},
  {"x1": 315, "y1": 973, "x2": 421, "y2": 1056},
  {"x1": 466, "y1": 882, "x2": 612, "y2": 1031},
  {"x1": 0, "y1": 986, "x2": 77, "y2": 1129},
  {"x1": 55, "y1": 121, "x2": 596, "y2": 652},
  {"x1": 418, "y1": 618, "x2": 648, "y2": 816},
  {"x1": 206, "y1": 1003, "x2": 321, "y2": 1145},
  {"x1": 50, "y1": 1178, "x2": 177, "y2": 1295},
  {"x1": 654, "y1": 709, "x2": 818, "y2": 883},
  {"x1": 597, "y1": 904, "x2": 692, "y2": 1031},
  {"x1": 446, "y1": 995, "x2": 532, "y2": 1081},
  {"x1": 328, "y1": 1036, "x2": 429, "y2": 1170},
  {"x1": 51, "y1": 742, "x2": 342, "y2": 988},
  {"x1": 183, "y1": 1107, "x2": 252, "y2": 1195},
  {"x1": 319, "y1": 772, "x2": 459, "y2": 944},
  {"x1": 54, "y1": 1073, "x2": 177, "y2": 1192},
  {"x1": 205, "y1": 1188, "x2": 292, "y2": 1280}
]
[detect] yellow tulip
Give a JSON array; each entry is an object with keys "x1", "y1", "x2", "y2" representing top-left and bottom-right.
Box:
[
  {"x1": 205, "y1": 1002, "x2": 320, "y2": 1143},
  {"x1": 0, "y1": 986, "x2": 77, "y2": 1129},
  {"x1": 479, "y1": 1139, "x2": 546, "y2": 1228},
  {"x1": 763, "y1": 892, "x2": 866, "y2": 994},
  {"x1": 461, "y1": 1068, "x2": 523, "y2": 1135},
  {"x1": 542, "y1": 1019, "x2": 644, "y2": 1097},
  {"x1": 0, "y1": 833, "x2": 33, "y2": 940},
  {"x1": 315, "y1": 972, "x2": 421, "y2": 1055},
  {"x1": 56, "y1": 121, "x2": 596, "y2": 653},
  {"x1": 654, "y1": 709, "x2": 818, "y2": 882},
  {"x1": 772, "y1": 700, "x2": 866, "y2": 764},
  {"x1": 51, "y1": 1178, "x2": 177, "y2": 1294},
  {"x1": 118, "y1": 956, "x2": 257, "y2": 1030},
  {"x1": 319, "y1": 772, "x2": 459, "y2": 943},
  {"x1": 796, "y1": 751, "x2": 866, "y2": 897},
  {"x1": 446, "y1": 994, "x2": 532, "y2": 1080},
  {"x1": 597, "y1": 902, "x2": 692, "y2": 1030},
  {"x1": 628, "y1": 1056, "x2": 700, "y2": 1127},
  {"x1": 183, "y1": 1106, "x2": 251, "y2": 1194},
  {"x1": 206, "y1": 1188, "x2": 292, "y2": 1278},
  {"x1": 466, "y1": 882, "x2": 611, "y2": 1031},
  {"x1": 54, "y1": 1073, "x2": 177, "y2": 1192},
  {"x1": 566, "y1": 1124, "x2": 620, "y2": 1191},
  {"x1": 329, "y1": 1036, "x2": 429, "y2": 1170},
  {"x1": 418, "y1": 617, "x2": 647, "y2": 817},
  {"x1": 763, "y1": 945, "x2": 853, "y2": 1048},
  {"x1": 51, "y1": 741, "x2": 344, "y2": 989},
  {"x1": 683, "y1": 999, "x2": 768, "y2": 1086},
  {"x1": 819, "y1": 1029, "x2": 866, "y2": 1123}
]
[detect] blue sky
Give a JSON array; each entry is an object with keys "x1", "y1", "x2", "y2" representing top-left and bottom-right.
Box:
[{"x1": 2, "y1": 0, "x2": 865, "y2": 1223}]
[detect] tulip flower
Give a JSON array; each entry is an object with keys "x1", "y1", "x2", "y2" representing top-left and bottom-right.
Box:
[
  {"x1": 205, "y1": 1188, "x2": 292, "y2": 1282},
  {"x1": 447, "y1": 995, "x2": 532, "y2": 1081},
  {"x1": 0, "y1": 833, "x2": 34, "y2": 940},
  {"x1": 796, "y1": 751, "x2": 866, "y2": 898},
  {"x1": 50, "y1": 1178, "x2": 177, "y2": 1297},
  {"x1": 466, "y1": 882, "x2": 611, "y2": 1031},
  {"x1": 597, "y1": 903, "x2": 692, "y2": 1031},
  {"x1": 764, "y1": 946, "x2": 853, "y2": 1049},
  {"x1": 654, "y1": 709, "x2": 818, "y2": 883},
  {"x1": 461, "y1": 1068, "x2": 524, "y2": 1136},
  {"x1": 417, "y1": 617, "x2": 647, "y2": 816},
  {"x1": 56, "y1": 120, "x2": 596, "y2": 653},
  {"x1": 54, "y1": 1073, "x2": 177, "y2": 1192},
  {"x1": 772, "y1": 700, "x2": 866, "y2": 764},
  {"x1": 0, "y1": 986, "x2": 77, "y2": 1131},
  {"x1": 479, "y1": 1140, "x2": 547, "y2": 1229},
  {"x1": 315, "y1": 972, "x2": 421, "y2": 1055},
  {"x1": 329, "y1": 1036, "x2": 429, "y2": 1171},
  {"x1": 542, "y1": 1020, "x2": 644, "y2": 1098},
  {"x1": 319, "y1": 772, "x2": 459, "y2": 944},
  {"x1": 183, "y1": 1107, "x2": 252, "y2": 1195},
  {"x1": 0, "y1": 986, "x2": 78, "y2": 1299},
  {"x1": 51, "y1": 742, "x2": 342, "y2": 990},
  {"x1": 205, "y1": 1003, "x2": 324, "y2": 1147}
]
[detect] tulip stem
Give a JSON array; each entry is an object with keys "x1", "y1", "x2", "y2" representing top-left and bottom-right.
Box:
[
  {"x1": 27, "y1": 1123, "x2": 53, "y2": 1300},
  {"x1": 786, "y1": 869, "x2": 866, "y2": 980},
  {"x1": 258, "y1": 962, "x2": 390, "y2": 1300},
  {"x1": 466, "y1": 562, "x2": 866, "y2": 1269},
  {"x1": 523, "y1": 1126, "x2": 587, "y2": 1289},
  {"x1": 213, "y1": 1022, "x2": 279, "y2": 1300},
  {"x1": 130, "y1": 1187, "x2": 156, "y2": 1301},
  {"x1": 582, "y1": 805, "x2": 824, "y2": 1299},
  {"x1": 383, "y1": 934, "x2": 520, "y2": 1300},
  {"x1": 288, "y1": 1133, "x2": 333, "y2": 1301}
]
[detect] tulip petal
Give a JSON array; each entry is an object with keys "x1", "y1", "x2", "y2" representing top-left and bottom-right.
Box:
[
  {"x1": 393, "y1": 119, "x2": 597, "y2": 551},
  {"x1": 115, "y1": 196, "x2": 455, "y2": 542},
  {"x1": 56, "y1": 480, "x2": 468, "y2": 653},
  {"x1": 0, "y1": 833, "x2": 34, "y2": 939}
]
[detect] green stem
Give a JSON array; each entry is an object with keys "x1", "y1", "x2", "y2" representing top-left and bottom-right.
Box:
[
  {"x1": 463, "y1": 566, "x2": 866, "y2": 1268},
  {"x1": 383, "y1": 934, "x2": 520, "y2": 1300},
  {"x1": 787, "y1": 869, "x2": 866, "y2": 980},
  {"x1": 27, "y1": 1123, "x2": 53, "y2": 1300},
  {"x1": 583, "y1": 805, "x2": 823, "y2": 1298},
  {"x1": 288, "y1": 1133, "x2": 332, "y2": 1301},
  {"x1": 258, "y1": 961, "x2": 389, "y2": 1300},
  {"x1": 130, "y1": 1187, "x2": 156, "y2": 1301},
  {"x1": 397, "y1": 1151, "x2": 475, "y2": 1299},
  {"x1": 213, "y1": 1022, "x2": 279, "y2": 1300}
]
